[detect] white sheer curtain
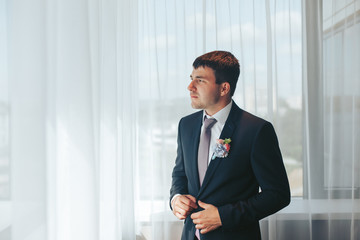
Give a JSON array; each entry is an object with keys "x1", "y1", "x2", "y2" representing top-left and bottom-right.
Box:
[
  {"x1": 0, "y1": 0, "x2": 359, "y2": 240},
  {"x1": 302, "y1": 0, "x2": 360, "y2": 239},
  {"x1": 2, "y1": 0, "x2": 138, "y2": 239}
]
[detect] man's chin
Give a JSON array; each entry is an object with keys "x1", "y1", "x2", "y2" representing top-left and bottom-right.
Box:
[{"x1": 190, "y1": 102, "x2": 203, "y2": 109}]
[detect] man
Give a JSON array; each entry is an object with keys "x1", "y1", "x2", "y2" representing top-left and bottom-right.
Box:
[{"x1": 170, "y1": 51, "x2": 290, "y2": 240}]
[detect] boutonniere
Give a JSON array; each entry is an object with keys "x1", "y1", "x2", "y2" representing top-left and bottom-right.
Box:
[{"x1": 212, "y1": 138, "x2": 231, "y2": 160}]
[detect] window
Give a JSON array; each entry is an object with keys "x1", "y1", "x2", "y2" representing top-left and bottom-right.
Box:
[
  {"x1": 136, "y1": 1, "x2": 304, "y2": 226},
  {"x1": 306, "y1": 0, "x2": 360, "y2": 199}
]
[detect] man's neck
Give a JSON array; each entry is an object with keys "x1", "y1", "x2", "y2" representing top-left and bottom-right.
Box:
[{"x1": 205, "y1": 98, "x2": 232, "y2": 116}]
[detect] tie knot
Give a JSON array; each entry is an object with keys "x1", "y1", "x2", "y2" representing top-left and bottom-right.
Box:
[{"x1": 203, "y1": 117, "x2": 217, "y2": 129}]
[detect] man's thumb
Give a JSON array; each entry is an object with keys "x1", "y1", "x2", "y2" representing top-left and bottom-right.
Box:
[{"x1": 198, "y1": 200, "x2": 208, "y2": 208}]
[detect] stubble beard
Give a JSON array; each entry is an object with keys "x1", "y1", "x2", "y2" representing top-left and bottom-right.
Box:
[{"x1": 190, "y1": 99, "x2": 204, "y2": 110}]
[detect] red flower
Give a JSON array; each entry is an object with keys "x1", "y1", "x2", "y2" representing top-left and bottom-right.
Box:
[{"x1": 224, "y1": 143, "x2": 230, "y2": 151}]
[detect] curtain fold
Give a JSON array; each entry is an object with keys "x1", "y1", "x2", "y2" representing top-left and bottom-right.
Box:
[
  {"x1": 1, "y1": 0, "x2": 359, "y2": 239},
  {"x1": 303, "y1": 0, "x2": 360, "y2": 239}
]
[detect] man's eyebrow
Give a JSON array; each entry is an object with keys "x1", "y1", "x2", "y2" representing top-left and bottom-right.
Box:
[{"x1": 190, "y1": 75, "x2": 206, "y2": 79}]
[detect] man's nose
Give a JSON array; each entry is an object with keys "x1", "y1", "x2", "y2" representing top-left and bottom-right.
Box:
[{"x1": 188, "y1": 81, "x2": 195, "y2": 91}]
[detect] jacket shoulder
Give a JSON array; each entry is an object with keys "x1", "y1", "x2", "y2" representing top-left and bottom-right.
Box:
[
  {"x1": 241, "y1": 109, "x2": 268, "y2": 125},
  {"x1": 233, "y1": 106, "x2": 276, "y2": 139},
  {"x1": 179, "y1": 110, "x2": 202, "y2": 125},
  {"x1": 232, "y1": 104, "x2": 269, "y2": 127}
]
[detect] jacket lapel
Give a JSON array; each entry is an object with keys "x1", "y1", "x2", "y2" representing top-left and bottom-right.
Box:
[
  {"x1": 190, "y1": 113, "x2": 203, "y2": 193},
  {"x1": 198, "y1": 103, "x2": 241, "y2": 196}
]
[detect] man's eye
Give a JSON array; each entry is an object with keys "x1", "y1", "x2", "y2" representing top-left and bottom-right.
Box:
[{"x1": 198, "y1": 79, "x2": 203, "y2": 83}]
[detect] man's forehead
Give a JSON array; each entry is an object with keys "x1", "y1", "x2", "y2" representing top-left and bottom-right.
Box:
[
  {"x1": 190, "y1": 68, "x2": 216, "y2": 83},
  {"x1": 191, "y1": 66, "x2": 215, "y2": 76}
]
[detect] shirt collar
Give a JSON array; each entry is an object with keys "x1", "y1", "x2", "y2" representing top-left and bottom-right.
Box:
[{"x1": 202, "y1": 100, "x2": 233, "y2": 125}]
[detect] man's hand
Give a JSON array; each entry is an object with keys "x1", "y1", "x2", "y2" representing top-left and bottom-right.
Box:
[
  {"x1": 190, "y1": 200, "x2": 222, "y2": 234},
  {"x1": 172, "y1": 195, "x2": 198, "y2": 220}
]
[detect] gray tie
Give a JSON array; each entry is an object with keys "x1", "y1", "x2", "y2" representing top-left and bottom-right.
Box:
[{"x1": 198, "y1": 116, "x2": 217, "y2": 186}]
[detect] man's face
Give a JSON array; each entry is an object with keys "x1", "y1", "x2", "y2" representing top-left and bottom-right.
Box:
[{"x1": 188, "y1": 66, "x2": 222, "y2": 115}]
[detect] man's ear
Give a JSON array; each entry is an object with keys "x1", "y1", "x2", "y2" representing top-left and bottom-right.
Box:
[{"x1": 220, "y1": 82, "x2": 231, "y2": 96}]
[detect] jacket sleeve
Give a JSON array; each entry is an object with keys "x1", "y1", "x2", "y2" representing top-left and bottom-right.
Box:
[
  {"x1": 169, "y1": 119, "x2": 189, "y2": 210},
  {"x1": 218, "y1": 122, "x2": 291, "y2": 230}
]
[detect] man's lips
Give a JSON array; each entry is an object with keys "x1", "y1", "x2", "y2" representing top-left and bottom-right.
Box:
[{"x1": 190, "y1": 94, "x2": 198, "y2": 98}]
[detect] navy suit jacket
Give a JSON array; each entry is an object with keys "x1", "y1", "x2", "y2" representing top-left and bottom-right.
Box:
[{"x1": 170, "y1": 102, "x2": 290, "y2": 240}]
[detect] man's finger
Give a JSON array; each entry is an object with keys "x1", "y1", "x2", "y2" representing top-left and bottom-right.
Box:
[
  {"x1": 192, "y1": 218, "x2": 202, "y2": 224},
  {"x1": 201, "y1": 225, "x2": 218, "y2": 234},
  {"x1": 175, "y1": 206, "x2": 187, "y2": 216},
  {"x1": 179, "y1": 199, "x2": 195, "y2": 210},
  {"x1": 185, "y1": 195, "x2": 198, "y2": 208},
  {"x1": 176, "y1": 200, "x2": 194, "y2": 213},
  {"x1": 195, "y1": 224, "x2": 205, "y2": 229},
  {"x1": 198, "y1": 200, "x2": 210, "y2": 209},
  {"x1": 190, "y1": 212, "x2": 201, "y2": 219},
  {"x1": 200, "y1": 228, "x2": 208, "y2": 234},
  {"x1": 175, "y1": 212, "x2": 186, "y2": 220},
  {"x1": 182, "y1": 195, "x2": 198, "y2": 209},
  {"x1": 200, "y1": 227, "x2": 212, "y2": 234}
]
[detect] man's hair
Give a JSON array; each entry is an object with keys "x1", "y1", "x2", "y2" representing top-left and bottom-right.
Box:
[{"x1": 193, "y1": 51, "x2": 240, "y2": 96}]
